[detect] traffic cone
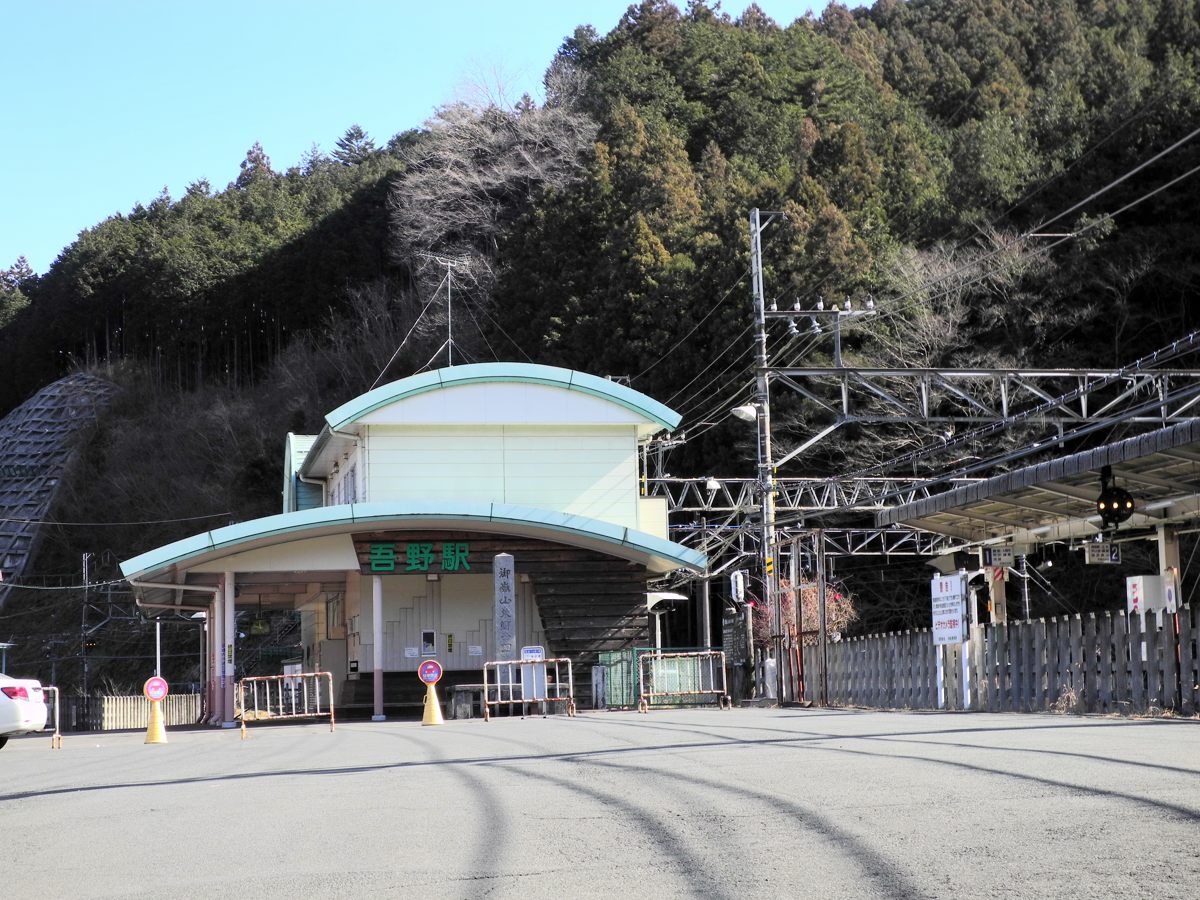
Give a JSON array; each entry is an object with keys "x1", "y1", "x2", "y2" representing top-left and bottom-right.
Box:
[
  {"x1": 145, "y1": 699, "x2": 167, "y2": 744},
  {"x1": 422, "y1": 683, "x2": 444, "y2": 726}
]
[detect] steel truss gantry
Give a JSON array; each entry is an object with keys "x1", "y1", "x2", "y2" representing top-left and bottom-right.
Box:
[
  {"x1": 763, "y1": 321, "x2": 1200, "y2": 467},
  {"x1": 772, "y1": 366, "x2": 1200, "y2": 427},
  {"x1": 649, "y1": 325, "x2": 1200, "y2": 581},
  {"x1": 668, "y1": 521, "x2": 954, "y2": 567},
  {"x1": 648, "y1": 476, "x2": 983, "y2": 515}
]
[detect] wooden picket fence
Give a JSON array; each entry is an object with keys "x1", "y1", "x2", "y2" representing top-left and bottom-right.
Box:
[
  {"x1": 802, "y1": 604, "x2": 1199, "y2": 715},
  {"x1": 99, "y1": 693, "x2": 202, "y2": 729},
  {"x1": 51, "y1": 693, "x2": 203, "y2": 731}
]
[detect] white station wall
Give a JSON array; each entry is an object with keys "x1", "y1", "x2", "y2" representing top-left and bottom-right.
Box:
[{"x1": 364, "y1": 424, "x2": 640, "y2": 528}]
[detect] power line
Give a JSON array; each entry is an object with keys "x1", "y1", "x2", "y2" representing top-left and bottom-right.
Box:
[
  {"x1": 632, "y1": 267, "x2": 750, "y2": 383},
  {"x1": 805, "y1": 121, "x2": 1200, "y2": 358},
  {"x1": 0, "y1": 512, "x2": 231, "y2": 527},
  {"x1": 368, "y1": 272, "x2": 447, "y2": 389},
  {"x1": 456, "y1": 291, "x2": 502, "y2": 362},
  {"x1": 466, "y1": 288, "x2": 536, "y2": 363},
  {"x1": 1, "y1": 579, "x2": 127, "y2": 592}
]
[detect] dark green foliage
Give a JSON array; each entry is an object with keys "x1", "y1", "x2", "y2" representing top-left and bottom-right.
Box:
[
  {"x1": 0, "y1": 0, "x2": 1196, "y2": 619},
  {"x1": 0, "y1": 143, "x2": 409, "y2": 411},
  {"x1": 0, "y1": 256, "x2": 33, "y2": 327}
]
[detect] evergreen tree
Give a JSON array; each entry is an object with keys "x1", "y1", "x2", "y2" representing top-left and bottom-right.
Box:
[
  {"x1": 235, "y1": 141, "x2": 275, "y2": 188},
  {"x1": 0, "y1": 256, "x2": 34, "y2": 328},
  {"x1": 332, "y1": 125, "x2": 377, "y2": 165}
]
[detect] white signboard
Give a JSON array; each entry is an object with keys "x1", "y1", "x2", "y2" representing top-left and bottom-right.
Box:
[
  {"x1": 931, "y1": 574, "x2": 967, "y2": 646},
  {"x1": 981, "y1": 546, "x2": 1015, "y2": 567},
  {"x1": 468, "y1": 645, "x2": 483, "y2": 657},
  {"x1": 1126, "y1": 575, "x2": 1165, "y2": 614},
  {"x1": 1085, "y1": 541, "x2": 1121, "y2": 565},
  {"x1": 404, "y1": 646, "x2": 419, "y2": 659},
  {"x1": 494, "y1": 553, "x2": 517, "y2": 662},
  {"x1": 521, "y1": 645, "x2": 545, "y2": 661}
]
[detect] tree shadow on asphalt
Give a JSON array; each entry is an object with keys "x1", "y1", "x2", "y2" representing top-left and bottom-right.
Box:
[
  {"x1": 454, "y1": 726, "x2": 931, "y2": 900},
  {"x1": 3, "y1": 716, "x2": 1197, "y2": 830},
  {"x1": 562, "y1": 716, "x2": 1200, "y2": 824},
  {"x1": 593, "y1": 713, "x2": 1200, "y2": 776}
]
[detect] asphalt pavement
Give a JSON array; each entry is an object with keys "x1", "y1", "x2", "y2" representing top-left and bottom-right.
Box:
[{"x1": 1, "y1": 707, "x2": 1197, "y2": 899}]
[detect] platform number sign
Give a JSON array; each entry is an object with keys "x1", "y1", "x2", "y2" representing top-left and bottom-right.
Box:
[{"x1": 1085, "y1": 540, "x2": 1121, "y2": 565}]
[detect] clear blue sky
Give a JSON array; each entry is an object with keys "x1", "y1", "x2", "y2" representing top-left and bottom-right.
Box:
[{"x1": 2, "y1": 1, "x2": 821, "y2": 275}]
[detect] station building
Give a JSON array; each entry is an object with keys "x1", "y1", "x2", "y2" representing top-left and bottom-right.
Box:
[{"x1": 120, "y1": 364, "x2": 706, "y2": 723}]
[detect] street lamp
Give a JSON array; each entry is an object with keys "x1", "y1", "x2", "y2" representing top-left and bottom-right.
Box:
[{"x1": 730, "y1": 397, "x2": 780, "y2": 701}]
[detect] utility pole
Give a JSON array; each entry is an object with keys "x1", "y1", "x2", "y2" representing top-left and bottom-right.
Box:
[
  {"x1": 749, "y1": 208, "x2": 782, "y2": 701},
  {"x1": 80, "y1": 552, "x2": 90, "y2": 697}
]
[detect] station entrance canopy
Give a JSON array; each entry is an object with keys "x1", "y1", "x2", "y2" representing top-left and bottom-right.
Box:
[{"x1": 875, "y1": 418, "x2": 1200, "y2": 547}]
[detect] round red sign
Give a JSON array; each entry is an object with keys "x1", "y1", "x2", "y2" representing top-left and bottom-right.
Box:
[
  {"x1": 418, "y1": 660, "x2": 443, "y2": 685},
  {"x1": 144, "y1": 676, "x2": 169, "y2": 702}
]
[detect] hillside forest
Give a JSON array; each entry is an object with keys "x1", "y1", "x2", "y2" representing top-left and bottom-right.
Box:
[{"x1": 2, "y1": 0, "x2": 1199, "y2": 686}]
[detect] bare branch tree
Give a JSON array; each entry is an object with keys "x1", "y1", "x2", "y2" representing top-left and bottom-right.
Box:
[{"x1": 388, "y1": 86, "x2": 599, "y2": 309}]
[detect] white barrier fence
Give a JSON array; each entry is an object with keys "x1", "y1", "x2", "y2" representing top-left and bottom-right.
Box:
[
  {"x1": 237, "y1": 671, "x2": 335, "y2": 736},
  {"x1": 482, "y1": 657, "x2": 576, "y2": 721},
  {"x1": 638, "y1": 650, "x2": 732, "y2": 712},
  {"x1": 41, "y1": 685, "x2": 62, "y2": 749}
]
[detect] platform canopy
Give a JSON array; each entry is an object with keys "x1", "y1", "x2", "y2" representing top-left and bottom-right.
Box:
[
  {"x1": 876, "y1": 419, "x2": 1200, "y2": 547},
  {"x1": 121, "y1": 501, "x2": 706, "y2": 603}
]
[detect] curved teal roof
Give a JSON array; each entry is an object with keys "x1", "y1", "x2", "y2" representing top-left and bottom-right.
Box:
[
  {"x1": 325, "y1": 363, "x2": 681, "y2": 433},
  {"x1": 120, "y1": 501, "x2": 706, "y2": 579}
]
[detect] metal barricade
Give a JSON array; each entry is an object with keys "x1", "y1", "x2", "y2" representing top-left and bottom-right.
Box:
[
  {"x1": 637, "y1": 650, "x2": 732, "y2": 712},
  {"x1": 41, "y1": 685, "x2": 63, "y2": 749},
  {"x1": 482, "y1": 658, "x2": 576, "y2": 721},
  {"x1": 237, "y1": 671, "x2": 335, "y2": 737}
]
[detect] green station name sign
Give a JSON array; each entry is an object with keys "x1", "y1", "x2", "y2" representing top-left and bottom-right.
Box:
[{"x1": 367, "y1": 541, "x2": 471, "y2": 574}]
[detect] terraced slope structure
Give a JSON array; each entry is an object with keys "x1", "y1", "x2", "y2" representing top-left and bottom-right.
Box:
[{"x1": 0, "y1": 373, "x2": 116, "y2": 610}]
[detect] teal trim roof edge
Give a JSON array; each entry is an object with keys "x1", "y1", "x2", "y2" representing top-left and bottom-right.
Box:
[
  {"x1": 120, "y1": 501, "x2": 706, "y2": 579},
  {"x1": 324, "y1": 363, "x2": 681, "y2": 433}
]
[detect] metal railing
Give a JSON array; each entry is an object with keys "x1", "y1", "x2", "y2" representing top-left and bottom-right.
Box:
[
  {"x1": 637, "y1": 650, "x2": 732, "y2": 713},
  {"x1": 41, "y1": 685, "x2": 62, "y2": 749},
  {"x1": 237, "y1": 671, "x2": 335, "y2": 737},
  {"x1": 482, "y1": 657, "x2": 576, "y2": 721}
]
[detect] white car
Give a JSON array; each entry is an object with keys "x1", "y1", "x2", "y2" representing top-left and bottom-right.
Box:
[{"x1": 0, "y1": 674, "x2": 48, "y2": 748}]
